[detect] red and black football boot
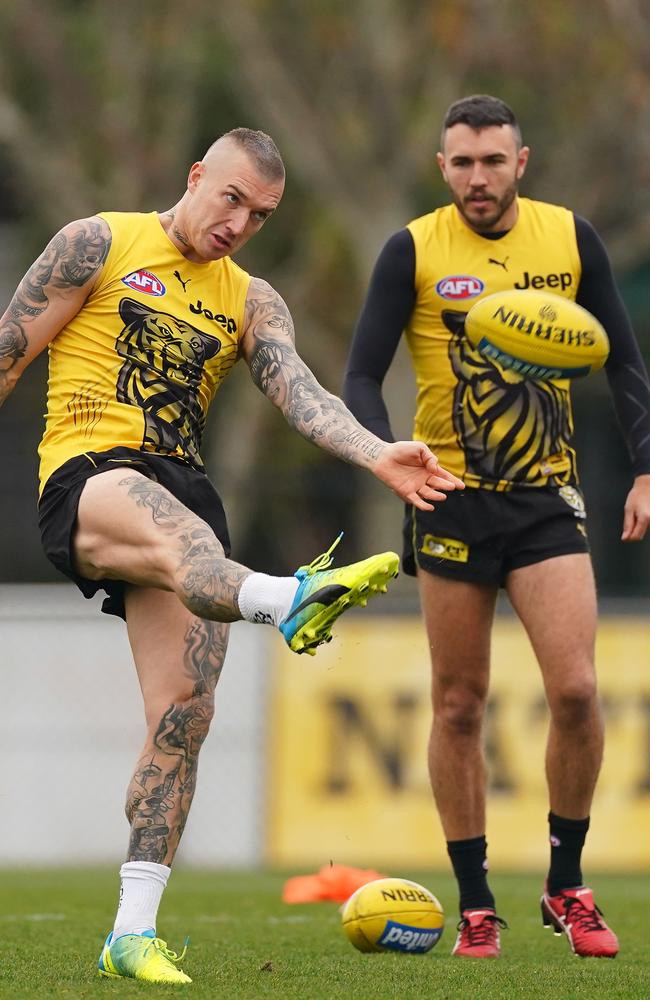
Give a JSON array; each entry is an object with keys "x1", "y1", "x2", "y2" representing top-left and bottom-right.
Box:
[
  {"x1": 452, "y1": 908, "x2": 508, "y2": 958},
  {"x1": 541, "y1": 886, "x2": 619, "y2": 958}
]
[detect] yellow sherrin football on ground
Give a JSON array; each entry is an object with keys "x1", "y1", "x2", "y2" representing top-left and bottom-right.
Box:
[
  {"x1": 465, "y1": 289, "x2": 609, "y2": 380},
  {"x1": 341, "y1": 877, "x2": 444, "y2": 954}
]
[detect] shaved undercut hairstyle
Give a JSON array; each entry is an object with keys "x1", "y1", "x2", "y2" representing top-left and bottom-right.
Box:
[
  {"x1": 206, "y1": 127, "x2": 286, "y2": 182},
  {"x1": 441, "y1": 95, "x2": 523, "y2": 149}
]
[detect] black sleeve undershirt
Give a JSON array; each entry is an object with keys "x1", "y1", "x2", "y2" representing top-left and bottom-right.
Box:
[
  {"x1": 343, "y1": 217, "x2": 650, "y2": 475},
  {"x1": 574, "y1": 215, "x2": 650, "y2": 476},
  {"x1": 342, "y1": 229, "x2": 415, "y2": 442}
]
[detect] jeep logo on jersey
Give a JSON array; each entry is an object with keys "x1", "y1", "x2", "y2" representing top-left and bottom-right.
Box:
[
  {"x1": 436, "y1": 275, "x2": 485, "y2": 300},
  {"x1": 121, "y1": 270, "x2": 166, "y2": 296}
]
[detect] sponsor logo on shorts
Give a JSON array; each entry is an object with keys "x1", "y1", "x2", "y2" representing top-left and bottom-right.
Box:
[
  {"x1": 379, "y1": 920, "x2": 441, "y2": 953},
  {"x1": 121, "y1": 270, "x2": 166, "y2": 296},
  {"x1": 436, "y1": 275, "x2": 484, "y2": 300},
  {"x1": 421, "y1": 533, "x2": 469, "y2": 563},
  {"x1": 558, "y1": 485, "x2": 586, "y2": 518}
]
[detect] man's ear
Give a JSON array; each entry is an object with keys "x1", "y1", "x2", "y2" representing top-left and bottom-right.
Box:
[
  {"x1": 187, "y1": 161, "x2": 205, "y2": 193},
  {"x1": 436, "y1": 151, "x2": 448, "y2": 183},
  {"x1": 516, "y1": 145, "x2": 530, "y2": 181}
]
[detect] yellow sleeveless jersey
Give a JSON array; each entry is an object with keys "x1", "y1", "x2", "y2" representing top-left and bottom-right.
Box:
[
  {"x1": 405, "y1": 197, "x2": 582, "y2": 489},
  {"x1": 38, "y1": 211, "x2": 250, "y2": 491}
]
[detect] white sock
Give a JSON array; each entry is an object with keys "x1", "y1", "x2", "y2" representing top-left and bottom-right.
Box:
[
  {"x1": 112, "y1": 861, "x2": 171, "y2": 939},
  {"x1": 238, "y1": 573, "x2": 299, "y2": 627}
]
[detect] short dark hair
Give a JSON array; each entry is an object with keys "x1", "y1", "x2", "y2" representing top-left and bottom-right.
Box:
[
  {"x1": 441, "y1": 95, "x2": 522, "y2": 149},
  {"x1": 205, "y1": 128, "x2": 286, "y2": 182}
]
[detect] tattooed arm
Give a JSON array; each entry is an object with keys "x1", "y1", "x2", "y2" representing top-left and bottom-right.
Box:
[
  {"x1": 0, "y1": 216, "x2": 111, "y2": 408},
  {"x1": 240, "y1": 276, "x2": 463, "y2": 509}
]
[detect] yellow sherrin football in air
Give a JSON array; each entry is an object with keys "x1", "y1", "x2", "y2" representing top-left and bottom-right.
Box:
[
  {"x1": 341, "y1": 877, "x2": 444, "y2": 954},
  {"x1": 465, "y1": 289, "x2": 609, "y2": 380}
]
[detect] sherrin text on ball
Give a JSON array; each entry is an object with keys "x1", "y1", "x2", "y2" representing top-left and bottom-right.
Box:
[{"x1": 465, "y1": 289, "x2": 609, "y2": 380}]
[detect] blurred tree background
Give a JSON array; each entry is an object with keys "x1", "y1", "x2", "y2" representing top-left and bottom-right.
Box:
[{"x1": 0, "y1": 0, "x2": 649, "y2": 597}]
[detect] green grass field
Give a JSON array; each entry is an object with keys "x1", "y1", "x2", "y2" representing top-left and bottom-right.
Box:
[{"x1": 1, "y1": 870, "x2": 649, "y2": 999}]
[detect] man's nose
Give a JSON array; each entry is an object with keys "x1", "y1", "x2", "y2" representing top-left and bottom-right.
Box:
[
  {"x1": 226, "y1": 208, "x2": 249, "y2": 235},
  {"x1": 469, "y1": 163, "x2": 488, "y2": 187}
]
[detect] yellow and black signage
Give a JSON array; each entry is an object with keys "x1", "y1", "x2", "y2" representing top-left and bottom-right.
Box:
[{"x1": 267, "y1": 617, "x2": 650, "y2": 871}]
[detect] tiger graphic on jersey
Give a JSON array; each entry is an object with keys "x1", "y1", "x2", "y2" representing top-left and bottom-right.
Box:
[
  {"x1": 115, "y1": 297, "x2": 222, "y2": 465},
  {"x1": 402, "y1": 198, "x2": 582, "y2": 488},
  {"x1": 443, "y1": 310, "x2": 575, "y2": 487}
]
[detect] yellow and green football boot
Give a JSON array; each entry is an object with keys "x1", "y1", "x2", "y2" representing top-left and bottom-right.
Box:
[
  {"x1": 280, "y1": 534, "x2": 399, "y2": 655},
  {"x1": 98, "y1": 928, "x2": 191, "y2": 984}
]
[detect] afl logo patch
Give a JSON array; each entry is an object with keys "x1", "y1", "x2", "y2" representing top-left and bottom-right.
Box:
[
  {"x1": 436, "y1": 275, "x2": 484, "y2": 300},
  {"x1": 121, "y1": 270, "x2": 166, "y2": 296}
]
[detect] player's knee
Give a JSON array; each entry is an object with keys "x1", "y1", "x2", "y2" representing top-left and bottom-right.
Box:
[
  {"x1": 73, "y1": 525, "x2": 111, "y2": 579},
  {"x1": 548, "y1": 675, "x2": 599, "y2": 727},
  {"x1": 171, "y1": 525, "x2": 230, "y2": 613},
  {"x1": 434, "y1": 685, "x2": 487, "y2": 736}
]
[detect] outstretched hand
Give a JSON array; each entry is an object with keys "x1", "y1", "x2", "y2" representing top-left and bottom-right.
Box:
[
  {"x1": 621, "y1": 474, "x2": 650, "y2": 541},
  {"x1": 373, "y1": 441, "x2": 464, "y2": 510}
]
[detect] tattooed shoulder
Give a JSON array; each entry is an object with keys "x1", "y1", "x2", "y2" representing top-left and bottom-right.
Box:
[
  {"x1": 8, "y1": 216, "x2": 112, "y2": 325},
  {"x1": 9, "y1": 217, "x2": 111, "y2": 321},
  {"x1": 54, "y1": 216, "x2": 112, "y2": 288},
  {"x1": 244, "y1": 276, "x2": 294, "y2": 343}
]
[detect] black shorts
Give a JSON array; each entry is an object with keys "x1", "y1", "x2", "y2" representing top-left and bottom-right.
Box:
[
  {"x1": 38, "y1": 447, "x2": 231, "y2": 620},
  {"x1": 402, "y1": 484, "x2": 590, "y2": 585}
]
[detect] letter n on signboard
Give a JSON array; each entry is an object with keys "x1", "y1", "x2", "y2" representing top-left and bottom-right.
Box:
[{"x1": 324, "y1": 694, "x2": 418, "y2": 793}]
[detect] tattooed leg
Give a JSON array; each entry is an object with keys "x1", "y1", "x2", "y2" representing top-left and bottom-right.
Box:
[
  {"x1": 75, "y1": 468, "x2": 252, "y2": 622},
  {"x1": 124, "y1": 587, "x2": 229, "y2": 865},
  {"x1": 119, "y1": 473, "x2": 252, "y2": 620},
  {"x1": 126, "y1": 696, "x2": 213, "y2": 864}
]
